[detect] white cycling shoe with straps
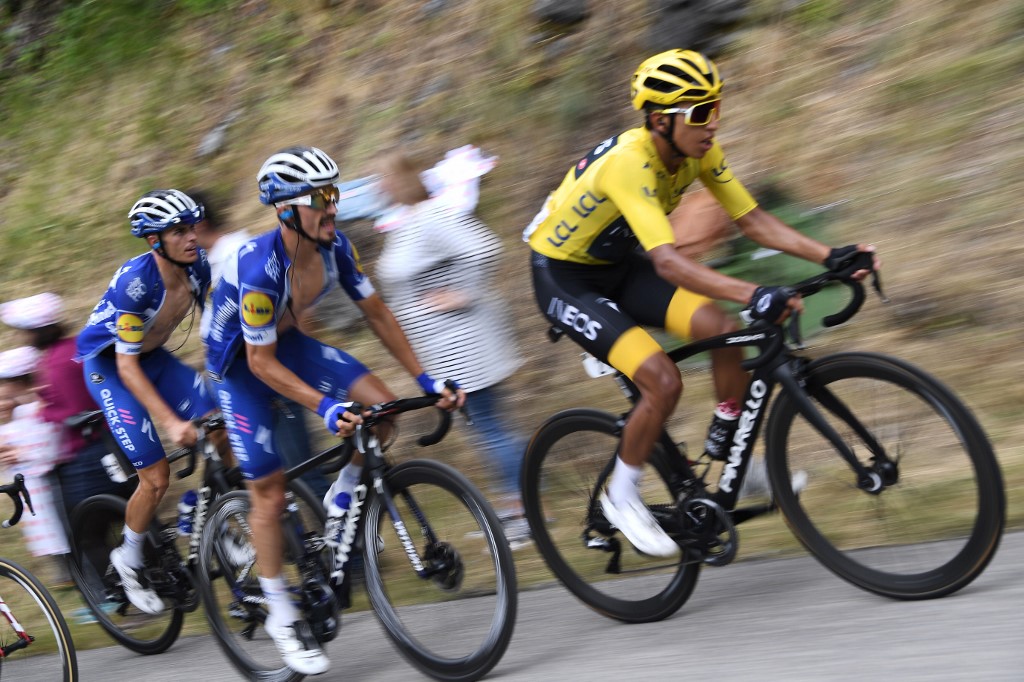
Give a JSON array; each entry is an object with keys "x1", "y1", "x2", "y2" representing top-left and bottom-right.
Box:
[
  {"x1": 599, "y1": 491, "x2": 678, "y2": 557},
  {"x1": 109, "y1": 545, "x2": 164, "y2": 615},
  {"x1": 265, "y1": 619, "x2": 330, "y2": 676},
  {"x1": 738, "y1": 458, "x2": 808, "y2": 503}
]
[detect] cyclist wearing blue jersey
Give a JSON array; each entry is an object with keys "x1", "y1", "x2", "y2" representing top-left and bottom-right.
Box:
[
  {"x1": 204, "y1": 146, "x2": 463, "y2": 675},
  {"x1": 77, "y1": 189, "x2": 218, "y2": 615}
]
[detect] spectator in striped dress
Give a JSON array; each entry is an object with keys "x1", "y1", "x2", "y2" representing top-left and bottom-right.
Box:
[{"x1": 373, "y1": 150, "x2": 530, "y2": 547}]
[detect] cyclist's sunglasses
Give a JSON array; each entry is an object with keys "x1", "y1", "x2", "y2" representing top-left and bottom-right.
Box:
[
  {"x1": 279, "y1": 186, "x2": 341, "y2": 211},
  {"x1": 657, "y1": 99, "x2": 721, "y2": 126}
]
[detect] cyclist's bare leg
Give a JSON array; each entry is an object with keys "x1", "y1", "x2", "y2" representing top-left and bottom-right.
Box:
[
  {"x1": 619, "y1": 352, "x2": 682, "y2": 467},
  {"x1": 248, "y1": 470, "x2": 288, "y2": 578},
  {"x1": 689, "y1": 302, "x2": 748, "y2": 404},
  {"x1": 124, "y1": 458, "x2": 169, "y2": 533}
]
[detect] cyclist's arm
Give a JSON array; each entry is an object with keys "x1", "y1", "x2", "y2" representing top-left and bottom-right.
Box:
[
  {"x1": 115, "y1": 351, "x2": 196, "y2": 447},
  {"x1": 734, "y1": 206, "x2": 830, "y2": 264},
  {"x1": 647, "y1": 244, "x2": 757, "y2": 305},
  {"x1": 245, "y1": 342, "x2": 326, "y2": 414},
  {"x1": 356, "y1": 293, "x2": 426, "y2": 379}
]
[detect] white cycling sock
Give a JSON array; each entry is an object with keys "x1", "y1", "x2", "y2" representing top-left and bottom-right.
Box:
[
  {"x1": 327, "y1": 463, "x2": 363, "y2": 504},
  {"x1": 608, "y1": 457, "x2": 643, "y2": 505},
  {"x1": 121, "y1": 525, "x2": 147, "y2": 569},
  {"x1": 259, "y1": 574, "x2": 299, "y2": 628}
]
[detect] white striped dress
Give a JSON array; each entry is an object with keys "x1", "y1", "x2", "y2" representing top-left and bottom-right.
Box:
[{"x1": 374, "y1": 199, "x2": 522, "y2": 393}]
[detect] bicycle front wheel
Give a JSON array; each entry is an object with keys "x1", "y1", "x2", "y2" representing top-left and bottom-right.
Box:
[
  {"x1": 197, "y1": 481, "x2": 325, "y2": 682},
  {"x1": 0, "y1": 557, "x2": 78, "y2": 682},
  {"x1": 67, "y1": 494, "x2": 183, "y2": 654},
  {"x1": 766, "y1": 352, "x2": 1005, "y2": 599},
  {"x1": 363, "y1": 459, "x2": 517, "y2": 682},
  {"x1": 521, "y1": 409, "x2": 700, "y2": 623}
]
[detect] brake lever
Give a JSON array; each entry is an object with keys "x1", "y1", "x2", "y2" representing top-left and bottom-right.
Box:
[
  {"x1": 788, "y1": 310, "x2": 805, "y2": 350},
  {"x1": 872, "y1": 270, "x2": 889, "y2": 304},
  {"x1": 14, "y1": 474, "x2": 34, "y2": 518}
]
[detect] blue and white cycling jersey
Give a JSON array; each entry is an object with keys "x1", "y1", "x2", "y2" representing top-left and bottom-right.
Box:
[
  {"x1": 77, "y1": 250, "x2": 211, "y2": 360},
  {"x1": 204, "y1": 226, "x2": 376, "y2": 377}
]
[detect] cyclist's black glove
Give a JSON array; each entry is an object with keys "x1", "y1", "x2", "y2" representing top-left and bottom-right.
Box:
[
  {"x1": 745, "y1": 285, "x2": 796, "y2": 323},
  {"x1": 824, "y1": 245, "x2": 860, "y2": 272}
]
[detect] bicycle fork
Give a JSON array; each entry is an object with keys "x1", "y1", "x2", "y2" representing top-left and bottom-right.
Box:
[{"x1": 772, "y1": 359, "x2": 890, "y2": 493}]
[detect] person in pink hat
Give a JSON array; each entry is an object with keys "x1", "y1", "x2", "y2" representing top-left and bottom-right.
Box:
[{"x1": 0, "y1": 345, "x2": 71, "y2": 585}]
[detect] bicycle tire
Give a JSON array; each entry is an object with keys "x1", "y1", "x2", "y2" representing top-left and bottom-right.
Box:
[
  {"x1": 362, "y1": 458, "x2": 517, "y2": 682},
  {"x1": 0, "y1": 557, "x2": 78, "y2": 682},
  {"x1": 67, "y1": 493, "x2": 184, "y2": 655},
  {"x1": 521, "y1": 408, "x2": 700, "y2": 623},
  {"x1": 196, "y1": 480, "x2": 325, "y2": 682},
  {"x1": 765, "y1": 351, "x2": 1005, "y2": 599}
]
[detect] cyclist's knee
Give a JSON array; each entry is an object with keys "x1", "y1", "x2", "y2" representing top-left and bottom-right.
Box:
[
  {"x1": 634, "y1": 354, "x2": 682, "y2": 406},
  {"x1": 249, "y1": 471, "x2": 287, "y2": 519},
  {"x1": 691, "y1": 302, "x2": 738, "y2": 339}
]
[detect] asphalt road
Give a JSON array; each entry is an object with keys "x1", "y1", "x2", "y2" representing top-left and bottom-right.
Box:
[{"x1": 63, "y1": 532, "x2": 1023, "y2": 681}]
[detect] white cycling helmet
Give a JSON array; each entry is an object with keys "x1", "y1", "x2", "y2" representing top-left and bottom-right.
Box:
[
  {"x1": 257, "y1": 146, "x2": 340, "y2": 205},
  {"x1": 129, "y1": 189, "x2": 204, "y2": 237}
]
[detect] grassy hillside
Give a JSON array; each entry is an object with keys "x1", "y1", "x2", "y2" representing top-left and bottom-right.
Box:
[{"x1": 0, "y1": 0, "x2": 1022, "y2": 644}]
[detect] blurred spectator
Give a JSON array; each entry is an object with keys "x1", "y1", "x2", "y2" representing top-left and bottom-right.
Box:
[
  {"x1": 0, "y1": 346, "x2": 71, "y2": 585},
  {"x1": 1, "y1": 293, "x2": 133, "y2": 516},
  {"x1": 372, "y1": 150, "x2": 530, "y2": 546},
  {"x1": 191, "y1": 189, "x2": 330, "y2": 499}
]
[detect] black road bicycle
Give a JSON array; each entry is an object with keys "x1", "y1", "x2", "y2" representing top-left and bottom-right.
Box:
[
  {"x1": 66, "y1": 411, "x2": 321, "y2": 654},
  {"x1": 0, "y1": 474, "x2": 78, "y2": 681},
  {"x1": 521, "y1": 253, "x2": 1005, "y2": 622},
  {"x1": 198, "y1": 392, "x2": 518, "y2": 682}
]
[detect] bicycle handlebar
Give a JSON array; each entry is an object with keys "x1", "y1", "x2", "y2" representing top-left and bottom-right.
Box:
[
  {"x1": 353, "y1": 393, "x2": 454, "y2": 447},
  {"x1": 784, "y1": 251, "x2": 885, "y2": 348},
  {"x1": 0, "y1": 474, "x2": 34, "y2": 528}
]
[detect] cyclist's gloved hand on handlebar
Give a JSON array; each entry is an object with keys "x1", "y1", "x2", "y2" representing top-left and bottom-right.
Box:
[
  {"x1": 825, "y1": 244, "x2": 879, "y2": 281},
  {"x1": 416, "y1": 372, "x2": 466, "y2": 411},
  {"x1": 318, "y1": 396, "x2": 362, "y2": 437},
  {"x1": 744, "y1": 285, "x2": 801, "y2": 324}
]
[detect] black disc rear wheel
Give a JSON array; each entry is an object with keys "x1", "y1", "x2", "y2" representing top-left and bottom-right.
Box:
[
  {"x1": 68, "y1": 494, "x2": 183, "y2": 655},
  {"x1": 521, "y1": 409, "x2": 700, "y2": 623}
]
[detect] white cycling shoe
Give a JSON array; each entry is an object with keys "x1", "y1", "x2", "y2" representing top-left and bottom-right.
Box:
[
  {"x1": 739, "y1": 458, "x2": 808, "y2": 502},
  {"x1": 265, "y1": 619, "x2": 330, "y2": 676},
  {"x1": 599, "y1": 492, "x2": 678, "y2": 557},
  {"x1": 109, "y1": 545, "x2": 164, "y2": 615}
]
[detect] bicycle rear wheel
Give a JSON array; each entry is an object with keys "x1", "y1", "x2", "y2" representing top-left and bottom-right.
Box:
[
  {"x1": 67, "y1": 494, "x2": 183, "y2": 654},
  {"x1": 766, "y1": 352, "x2": 1005, "y2": 599},
  {"x1": 521, "y1": 409, "x2": 700, "y2": 623},
  {"x1": 363, "y1": 459, "x2": 517, "y2": 682},
  {"x1": 197, "y1": 480, "x2": 325, "y2": 682},
  {"x1": 0, "y1": 558, "x2": 77, "y2": 682}
]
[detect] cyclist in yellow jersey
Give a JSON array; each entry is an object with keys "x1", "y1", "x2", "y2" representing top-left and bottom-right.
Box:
[{"x1": 526, "y1": 49, "x2": 878, "y2": 557}]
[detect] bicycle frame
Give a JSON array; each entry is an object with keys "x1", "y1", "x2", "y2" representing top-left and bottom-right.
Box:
[
  {"x1": 281, "y1": 397, "x2": 455, "y2": 593},
  {"x1": 578, "y1": 254, "x2": 892, "y2": 520}
]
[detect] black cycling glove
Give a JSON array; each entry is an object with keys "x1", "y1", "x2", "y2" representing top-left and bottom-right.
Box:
[
  {"x1": 824, "y1": 245, "x2": 860, "y2": 272},
  {"x1": 746, "y1": 285, "x2": 796, "y2": 323}
]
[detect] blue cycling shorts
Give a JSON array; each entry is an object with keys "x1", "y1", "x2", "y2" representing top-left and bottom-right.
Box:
[
  {"x1": 210, "y1": 329, "x2": 369, "y2": 481},
  {"x1": 83, "y1": 348, "x2": 216, "y2": 470}
]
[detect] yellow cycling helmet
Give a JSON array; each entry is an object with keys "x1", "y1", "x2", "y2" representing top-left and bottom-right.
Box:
[{"x1": 630, "y1": 49, "x2": 723, "y2": 110}]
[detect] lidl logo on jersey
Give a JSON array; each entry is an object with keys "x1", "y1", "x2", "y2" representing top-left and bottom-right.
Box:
[
  {"x1": 115, "y1": 313, "x2": 145, "y2": 343},
  {"x1": 241, "y1": 291, "x2": 274, "y2": 327}
]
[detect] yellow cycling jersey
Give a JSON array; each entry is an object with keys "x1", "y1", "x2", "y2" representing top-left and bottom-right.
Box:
[{"x1": 525, "y1": 126, "x2": 757, "y2": 264}]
